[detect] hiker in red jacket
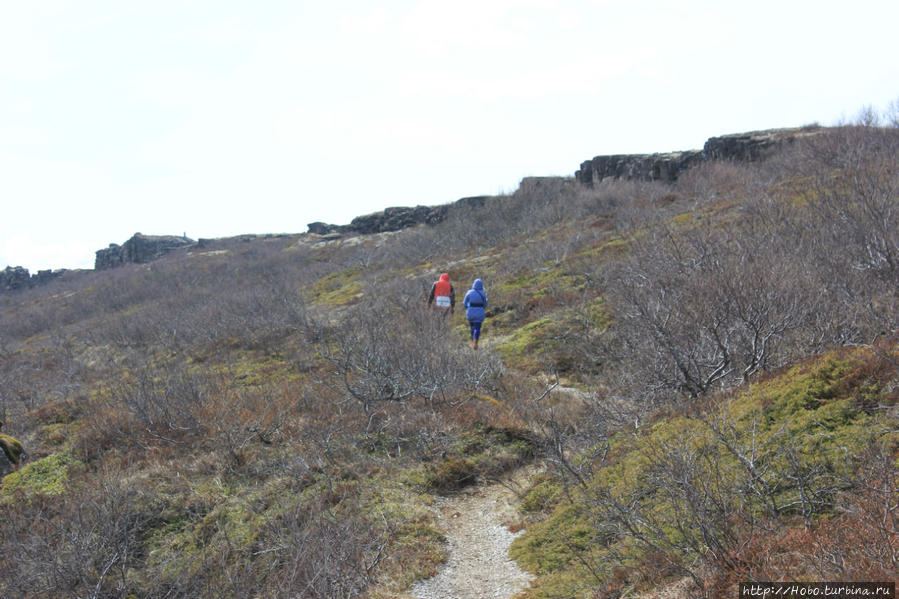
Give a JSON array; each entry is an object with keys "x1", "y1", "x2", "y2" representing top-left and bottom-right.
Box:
[{"x1": 427, "y1": 273, "x2": 455, "y2": 315}]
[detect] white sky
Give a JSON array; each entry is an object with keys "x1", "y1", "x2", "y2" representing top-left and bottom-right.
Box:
[{"x1": 1, "y1": 1, "x2": 897, "y2": 272}]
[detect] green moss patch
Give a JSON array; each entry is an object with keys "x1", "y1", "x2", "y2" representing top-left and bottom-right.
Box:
[
  {"x1": 308, "y1": 267, "x2": 364, "y2": 306},
  {"x1": 496, "y1": 298, "x2": 609, "y2": 375},
  {"x1": 0, "y1": 450, "x2": 78, "y2": 501}
]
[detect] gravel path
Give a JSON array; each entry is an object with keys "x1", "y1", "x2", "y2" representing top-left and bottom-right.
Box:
[{"x1": 409, "y1": 472, "x2": 534, "y2": 599}]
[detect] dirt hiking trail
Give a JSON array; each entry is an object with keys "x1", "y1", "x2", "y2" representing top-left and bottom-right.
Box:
[{"x1": 408, "y1": 469, "x2": 535, "y2": 599}]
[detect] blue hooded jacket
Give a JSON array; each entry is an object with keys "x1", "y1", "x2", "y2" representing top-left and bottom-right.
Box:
[{"x1": 463, "y1": 279, "x2": 487, "y2": 323}]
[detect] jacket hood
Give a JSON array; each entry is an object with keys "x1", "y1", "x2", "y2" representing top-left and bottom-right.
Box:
[
  {"x1": 472, "y1": 278, "x2": 484, "y2": 290},
  {"x1": 439, "y1": 273, "x2": 450, "y2": 283}
]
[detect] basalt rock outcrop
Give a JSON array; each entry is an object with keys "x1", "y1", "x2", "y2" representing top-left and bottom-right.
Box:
[
  {"x1": 576, "y1": 150, "x2": 705, "y2": 184},
  {"x1": 1, "y1": 266, "x2": 33, "y2": 291},
  {"x1": 310, "y1": 127, "x2": 827, "y2": 238},
  {"x1": 575, "y1": 126, "x2": 824, "y2": 186},
  {"x1": 95, "y1": 233, "x2": 196, "y2": 270},
  {"x1": 307, "y1": 196, "x2": 493, "y2": 236},
  {"x1": 309, "y1": 205, "x2": 447, "y2": 236},
  {"x1": 0, "y1": 266, "x2": 68, "y2": 292}
]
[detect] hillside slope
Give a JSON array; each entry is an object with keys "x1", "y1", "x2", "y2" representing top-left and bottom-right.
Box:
[{"x1": 1, "y1": 120, "x2": 897, "y2": 598}]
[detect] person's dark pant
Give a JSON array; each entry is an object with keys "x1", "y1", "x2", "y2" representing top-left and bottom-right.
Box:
[{"x1": 468, "y1": 320, "x2": 482, "y2": 340}]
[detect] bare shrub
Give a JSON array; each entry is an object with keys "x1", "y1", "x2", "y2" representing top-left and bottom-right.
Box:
[
  {"x1": 199, "y1": 383, "x2": 290, "y2": 471},
  {"x1": 674, "y1": 160, "x2": 760, "y2": 209},
  {"x1": 260, "y1": 492, "x2": 387, "y2": 598},
  {"x1": 704, "y1": 439, "x2": 898, "y2": 594},
  {"x1": 322, "y1": 294, "x2": 503, "y2": 414},
  {"x1": 0, "y1": 472, "x2": 154, "y2": 599},
  {"x1": 111, "y1": 362, "x2": 208, "y2": 443},
  {"x1": 768, "y1": 124, "x2": 899, "y2": 346},
  {"x1": 801, "y1": 125, "x2": 899, "y2": 279},
  {"x1": 601, "y1": 218, "x2": 815, "y2": 404},
  {"x1": 510, "y1": 377, "x2": 618, "y2": 487}
]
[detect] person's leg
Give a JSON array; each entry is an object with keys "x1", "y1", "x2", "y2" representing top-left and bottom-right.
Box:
[{"x1": 471, "y1": 321, "x2": 482, "y2": 349}]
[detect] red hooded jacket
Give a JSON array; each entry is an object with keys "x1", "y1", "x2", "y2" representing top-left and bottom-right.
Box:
[{"x1": 428, "y1": 273, "x2": 455, "y2": 310}]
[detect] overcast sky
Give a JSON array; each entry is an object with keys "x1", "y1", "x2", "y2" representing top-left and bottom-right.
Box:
[{"x1": 2, "y1": 1, "x2": 897, "y2": 272}]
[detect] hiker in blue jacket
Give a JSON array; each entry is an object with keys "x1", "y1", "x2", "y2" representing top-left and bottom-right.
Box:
[{"x1": 463, "y1": 278, "x2": 487, "y2": 349}]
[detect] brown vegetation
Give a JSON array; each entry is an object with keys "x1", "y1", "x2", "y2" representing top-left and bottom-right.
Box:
[{"x1": 1, "y1": 106, "x2": 897, "y2": 598}]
